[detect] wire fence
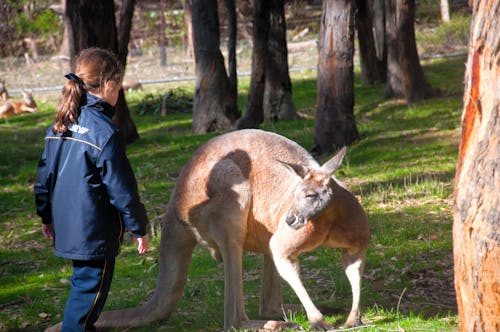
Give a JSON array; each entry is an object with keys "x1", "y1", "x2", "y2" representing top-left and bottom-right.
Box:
[{"x1": 0, "y1": 17, "x2": 469, "y2": 99}]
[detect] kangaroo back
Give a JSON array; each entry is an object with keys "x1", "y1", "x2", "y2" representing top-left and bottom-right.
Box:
[{"x1": 172, "y1": 129, "x2": 319, "y2": 244}]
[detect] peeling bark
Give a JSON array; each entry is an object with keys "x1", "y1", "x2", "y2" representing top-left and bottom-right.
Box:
[{"x1": 453, "y1": 0, "x2": 500, "y2": 330}]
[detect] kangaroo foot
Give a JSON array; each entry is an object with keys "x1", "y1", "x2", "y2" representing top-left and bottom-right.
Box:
[{"x1": 309, "y1": 319, "x2": 334, "y2": 331}]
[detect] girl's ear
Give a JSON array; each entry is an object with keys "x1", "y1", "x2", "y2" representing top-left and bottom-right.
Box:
[{"x1": 104, "y1": 80, "x2": 118, "y2": 92}]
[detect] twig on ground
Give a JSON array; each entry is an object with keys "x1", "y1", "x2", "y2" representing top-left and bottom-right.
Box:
[
  {"x1": 327, "y1": 324, "x2": 375, "y2": 331},
  {"x1": 0, "y1": 298, "x2": 24, "y2": 310},
  {"x1": 397, "y1": 287, "x2": 408, "y2": 331}
]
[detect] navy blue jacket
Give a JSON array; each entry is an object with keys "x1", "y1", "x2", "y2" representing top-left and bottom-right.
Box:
[{"x1": 34, "y1": 94, "x2": 148, "y2": 260}]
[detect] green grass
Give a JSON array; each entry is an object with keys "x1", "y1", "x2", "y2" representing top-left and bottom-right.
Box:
[{"x1": 0, "y1": 55, "x2": 464, "y2": 331}]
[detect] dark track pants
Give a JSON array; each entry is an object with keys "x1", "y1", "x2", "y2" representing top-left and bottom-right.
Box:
[{"x1": 62, "y1": 258, "x2": 115, "y2": 332}]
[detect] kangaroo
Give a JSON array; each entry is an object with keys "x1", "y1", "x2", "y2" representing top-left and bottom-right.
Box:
[
  {"x1": 0, "y1": 90, "x2": 38, "y2": 118},
  {"x1": 0, "y1": 81, "x2": 9, "y2": 100},
  {"x1": 46, "y1": 129, "x2": 370, "y2": 331},
  {"x1": 122, "y1": 79, "x2": 142, "y2": 92}
]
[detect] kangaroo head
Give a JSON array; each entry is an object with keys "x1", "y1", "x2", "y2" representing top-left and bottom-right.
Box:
[
  {"x1": 280, "y1": 147, "x2": 346, "y2": 230},
  {"x1": 21, "y1": 90, "x2": 36, "y2": 107},
  {"x1": 21, "y1": 90, "x2": 31, "y2": 101}
]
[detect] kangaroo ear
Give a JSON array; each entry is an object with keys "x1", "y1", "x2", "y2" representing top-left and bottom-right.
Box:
[
  {"x1": 276, "y1": 160, "x2": 309, "y2": 178},
  {"x1": 320, "y1": 146, "x2": 346, "y2": 174}
]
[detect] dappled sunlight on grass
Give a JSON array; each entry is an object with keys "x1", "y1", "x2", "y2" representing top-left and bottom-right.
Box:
[{"x1": 0, "y1": 53, "x2": 464, "y2": 330}]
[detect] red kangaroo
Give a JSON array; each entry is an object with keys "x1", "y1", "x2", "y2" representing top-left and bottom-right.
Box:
[
  {"x1": 47, "y1": 129, "x2": 370, "y2": 331},
  {"x1": 0, "y1": 90, "x2": 37, "y2": 118}
]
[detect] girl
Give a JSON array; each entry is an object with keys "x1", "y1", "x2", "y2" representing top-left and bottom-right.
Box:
[{"x1": 35, "y1": 47, "x2": 148, "y2": 331}]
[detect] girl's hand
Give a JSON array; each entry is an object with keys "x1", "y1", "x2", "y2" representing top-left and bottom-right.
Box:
[
  {"x1": 136, "y1": 236, "x2": 148, "y2": 254},
  {"x1": 42, "y1": 223, "x2": 54, "y2": 240}
]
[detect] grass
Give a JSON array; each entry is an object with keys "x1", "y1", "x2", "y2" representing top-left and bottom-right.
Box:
[{"x1": 0, "y1": 53, "x2": 465, "y2": 331}]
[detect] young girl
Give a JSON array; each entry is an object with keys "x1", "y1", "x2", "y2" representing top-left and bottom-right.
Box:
[{"x1": 34, "y1": 47, "x2": 149, "y2": 331}]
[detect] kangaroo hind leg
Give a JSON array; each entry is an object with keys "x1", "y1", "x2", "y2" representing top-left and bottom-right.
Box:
[
  {"x1": 259, "y1": 254, "x2": 283, "y2": 319},
  {"x1": 341, "y1": 248, "x2": 366, "y2": 327}
]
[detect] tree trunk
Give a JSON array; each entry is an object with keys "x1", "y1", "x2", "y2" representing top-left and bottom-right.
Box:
[
  {"x1": 191, "y1": 0, "x2": 238, "y2": 134},
  {"x1": 115, "y1": 0, "x2": 139, "y2": 145},
  {"x1": 183, "y1": 0, "x2": 194, "y2": 58},
  {"x1": 235, "y1": 0, "x2": 270, "y2": 129},
  {"x1": 263, "y1": 0, "x2": 298, "y2": 122},
  {"x1": 59, "y1": 0, "x2": 71, "y2": 64},
  {"x1": 355, "y1": 0, "x2": 386, "y2": 84},
  {"x1": 159, "y1": 0, "x2": 167, "y2": 67},
  {"x1": 440, "y1": 0, "x2": 450, "y2": 23},
  {"x1": 223, "y1": 0, "x2": 237, "y2": 95},
  {"x1": 66, "y1": 0, "x2": 139, "y2": 144},
  {"x1": 312, "y1": 0, "x2": 359, "y2": 156},
  {"x1": 453, "y1": 0, "x2": 500, "y2": 330},
  {"x1": 372, "y1": 0, "x2": 386, "y2": 64},
  {"x1": 116, "y1": 0, "x2": 135, "y2": 66},
  {"x1": 384, "y1": 0, "x2": 436, "y2": 102}
]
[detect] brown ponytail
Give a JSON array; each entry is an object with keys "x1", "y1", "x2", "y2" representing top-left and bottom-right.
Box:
[
  {"x1": 53, "y1": 48, "x2": 124, "y2": 134},
  {"x1": 53, "y1": 79, "x2": 86, "y2": 133}
]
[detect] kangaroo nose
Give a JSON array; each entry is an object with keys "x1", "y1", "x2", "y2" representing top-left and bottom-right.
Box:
[
  {"x1": 285, "y1": 213, "x2": 296, "y2": 226},
  {"x1": 285, "y1": 212, "x2": 305, "y2": 229}
]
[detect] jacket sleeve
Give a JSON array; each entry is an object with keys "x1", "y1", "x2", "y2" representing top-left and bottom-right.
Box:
[
  {"x1": 34, "y1": 143, "x2": 53, "y2": 225},
  {"x1": 98, "y1": 132, "x2": 149, "y2": 237}
]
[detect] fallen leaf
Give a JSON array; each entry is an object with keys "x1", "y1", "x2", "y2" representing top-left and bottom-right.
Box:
[{"x1": 38, "y1": 312, "x2": 50, "y2": 319}]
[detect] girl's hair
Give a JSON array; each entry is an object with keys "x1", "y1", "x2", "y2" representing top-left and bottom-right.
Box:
[{"x1": 53, "y1": 47, "x2": 124, "y2": 133}]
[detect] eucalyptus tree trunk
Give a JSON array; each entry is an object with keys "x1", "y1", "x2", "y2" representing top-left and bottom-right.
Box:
[
  {"x1": 312, "y1": 0, "x2": 359, "y2": 156},
  {"x1": 191, "y1": 0, "x2": 238, "y2": 133},
  {"x1": 116, "y1": 0, "x2": 135, "y2": 66},
  {"x1": 453, "y1": 0, "x2": 500, "y2": 330},
  {"x1": 263, "y1": 0, "x2": 297, "y2": 122},
  {"x1": 440, "y1": 0, "x2": 450, "y2": 22},
  {"x1": 384, "y1": 0, "x2": 436, "y2": 102},
  {"x1": 236, "y1": 0, "x2": 270, "y2": 129},
  {"x1": 65, "y1": 0, "x2": 139, "y2": 144},
  {"x1": 355, "y1": 0, "x2": 386, "y2": 84},
  {"x1": 183, "y1": 0, "x2": 194, "y2": 58},
  {"x1": 158, "y1": 0, "x2": 167, "y2": 66},
  {"x1": 224, "y1": 0, "x2": 237, "y2": 95}
]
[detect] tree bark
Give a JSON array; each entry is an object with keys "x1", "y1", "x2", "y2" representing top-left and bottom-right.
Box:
[
  {"x1": 59, "y1": 0, "x2": 71, "y2": 64},
  {"x1": 116, "y1": 0, "x2": 135, "y2": 66},
  {"x1": 372, "y1": 0, "x2": 386, "y2": 64},
  {"x1": 384, "y1": 0, "x2": 436, "y2": 102},
  {"x1": 355, "y1": 0, "x2": 386, "y2": 84},
  {"x1": 183, "y1": 0, "x2": 194, "y2": 58},
  {"x1": 158, "y1": 0, "x2": 167, "y2": 67},
  {"x1": 312, "y1": 0, "x2": 359, "y2": 156},
  {"x1": 235, "y1": 0, "x2": 270, "y2": 129},
  {"x1": 191, "y1": 0, "x2": 238, "y2": 134},
  {"x1": 440, "y1": 0, "x2": 450, "y2": 23},
  {"x1": 263, "y1": 0, "x2": 298, "y2": 122},
  {"x1": 453, "y1": 0, "x2": 500, "y2": 330},
  {"x1": 223, "y1": 0, "x2": 237, "y2": 95},
  {"x1": 66, "y1": 0, "x2": 139, "y2": 144}
]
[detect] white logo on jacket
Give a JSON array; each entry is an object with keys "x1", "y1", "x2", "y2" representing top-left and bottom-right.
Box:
[{"x1": 68, "y1": 124, "x2": 89, "y2": 134}]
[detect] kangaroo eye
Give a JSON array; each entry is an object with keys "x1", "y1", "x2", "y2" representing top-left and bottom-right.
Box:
[{"x1": 305, "y1": 193, "x2": 318, "y2": 200}]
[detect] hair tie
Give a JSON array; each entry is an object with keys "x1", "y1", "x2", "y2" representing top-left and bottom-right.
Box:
[{"x1": 64, "y1": 73, "x2": 84, "y2": 85}]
